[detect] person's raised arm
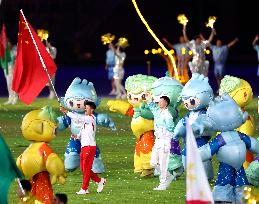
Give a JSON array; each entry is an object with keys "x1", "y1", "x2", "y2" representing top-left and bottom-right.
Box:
[
  {"x1": 208, "y1": 28, "x2": 216, "y2": 43},
  {"x1": 252, "y1": 35, "x2": 259, "y2": 47},
  {"x1": 182, "y1": 25, "x2": 189, "y2": 43},
  {"x1": 227, "y1": 38, "x2": 239, "y2": 48},
  {"x1": 162, "y1": 38, "x2": 174, "y2": 49}
]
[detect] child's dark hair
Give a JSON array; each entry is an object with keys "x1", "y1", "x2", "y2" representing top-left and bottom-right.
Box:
[
  {"x1": 20, "y1": 179, "x2": 32, "y2": 192},
  {"x1": 84, "y1": 101, "x2": 96, "y2": 110},
  {"x1": 160, "y1": 96, "x2": 170, "y2": 107},
  {"x1": 55, "y1": 193, "x2": 68, "y2": 204}
]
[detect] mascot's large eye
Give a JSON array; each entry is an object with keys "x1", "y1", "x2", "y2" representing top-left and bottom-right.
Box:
[
  {"x1": 128, "y1": 94, "x2": 132, "y2": 100},
  {"x1": 190, "y1": 98, "x2": 196, "y2": 105},
  {"x1": 69, "y1": 100, "x2": 74, "y2": 107},
  {"x1": 141, "y1": 94, "x2": 146, "y2": 100}
]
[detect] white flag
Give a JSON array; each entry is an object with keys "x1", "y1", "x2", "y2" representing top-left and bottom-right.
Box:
[{"x1": 186, "y1": 120, "x2": 214, "y2": 204}]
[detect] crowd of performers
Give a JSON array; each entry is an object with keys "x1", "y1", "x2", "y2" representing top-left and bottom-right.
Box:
[
  {"x1": 1, "y1": 26, "x2": 259, "y2": 204},
  {"x1": 13, "y1": 72, "x2": 259, "y2": 203}
]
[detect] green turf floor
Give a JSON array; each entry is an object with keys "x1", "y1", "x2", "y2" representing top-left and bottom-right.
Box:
[{"x1": 0, "y1": 97, "x2": 258, "y2": 203}]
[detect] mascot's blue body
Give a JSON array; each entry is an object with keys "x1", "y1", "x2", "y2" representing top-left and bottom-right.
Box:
[{"x1": 57, "y1": 77, "x2": 116, "y2": 172}]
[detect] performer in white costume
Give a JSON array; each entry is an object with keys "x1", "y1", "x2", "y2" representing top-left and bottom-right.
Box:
[
  {"x1": 3, "y1": 43, "x2": 18, "y2": 105},
  {"x1": 182, "y1": 25, "x2": 215, "y2": 76},
  {"x1": 45, "y1": 40, "x2": 57, "y2": 99},
  {"x1": 110, "y1": 38, "x2": 128, "y2": 99}
]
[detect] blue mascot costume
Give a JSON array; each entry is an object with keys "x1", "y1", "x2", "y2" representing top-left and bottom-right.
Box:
[
  {"x1": 57, "y1": 77, "x2": 116, "y2": 172},
  {"x1": 195, "y1": 94, "x2": 259, "y2": 203},
  {"x1": 173, "y1": 73, "x2": 214, "y2": 180}
]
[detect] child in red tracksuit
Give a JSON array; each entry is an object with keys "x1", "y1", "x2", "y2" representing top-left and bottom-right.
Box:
[{"x1": 68, "y1": 101, "x2": 106, "y2": 195}]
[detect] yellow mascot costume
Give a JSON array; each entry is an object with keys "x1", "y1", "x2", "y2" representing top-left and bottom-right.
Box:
[
  {"x1": 16, "y1": 106, "x2": 66, "y2": 204},
  {"x1": 107, "y1": 74, "x2": 157, "y2": 177}
]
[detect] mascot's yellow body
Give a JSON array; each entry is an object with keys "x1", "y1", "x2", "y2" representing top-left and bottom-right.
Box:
[{"x1": 16, "y1": 106, "x2": 66, "y2": 204}]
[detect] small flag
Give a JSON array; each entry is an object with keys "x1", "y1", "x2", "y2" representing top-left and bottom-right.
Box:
[
  {"x1": 0, "y1": 134, "x2": 23, "y2": 204},
  {"x1": 0, "y1": 24, "x2": 12, "y2": 74},
  {"x1": 186, "y1": 120, "x2": 214, "y2": 204},
  {"x1": 0, "y1": 24, "x2": 8, "y2": 58},
  {"x1": 12, "y1": 11, "x2": 57, "y2": 104}
]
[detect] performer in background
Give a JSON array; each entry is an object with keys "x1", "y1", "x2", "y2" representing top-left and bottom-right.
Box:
[
  {"x1": 1, "y1": 43, "x2": 18, "y2": 105},
  {"x1": 163, "y1": 36, "x2": 190, "y2": 83},
  {"x1": 45, "y1": 40, "x2": 57, "y2": 99},
  {"x1": 182, "y1": 25, "x2": 215, "y2": 76},
  {"x1": 105, "y1": 43, "x2": 116, "y2": 95},
  {"x1": 252, "y1": 35, "x2": 259, "y2": 77},
  {"x1": 110, "y1": 38, "x2": 128, "y2": 99},
  {"x1": 211, "y1": 38, "x2": 239, "y2": 91}
]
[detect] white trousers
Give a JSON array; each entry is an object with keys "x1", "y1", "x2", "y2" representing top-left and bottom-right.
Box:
[
  {"x1": 114, "y1": 78, "x2": 126, "y2": 99},
  {"x1": 150, "y1": 137, "x2": 171, "y2": 184},
  {"x1": 4, "y1": 64, "x2": 17, "y2": 103}
]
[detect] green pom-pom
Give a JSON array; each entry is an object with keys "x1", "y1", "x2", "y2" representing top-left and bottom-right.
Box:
[
  {"x1": 219, "y1": 75, "x2": 241, "y2": 95},
  {"x1": 125, "y1": 74, "x2": 157, "y2": 94}
]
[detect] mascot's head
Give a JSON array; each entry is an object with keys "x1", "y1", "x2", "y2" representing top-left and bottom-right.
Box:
[
  {"x1": 152, "y1": 77, "x2": 183, "y2": 109},
  {"x1": 125, "y1": 74, "x2": 157, "y2": 107},
  {"x1": 61, "y1": 77, "x2": 100, "y2": 113},
  {"x1": 21, "y1": 106, "x2": 57, "y2": 142},
  {"x1": 219, "y1": 75, "x2": 253, "y2": 108},
  {"x1": 180, "y1": 73, "x2": 214, "y2": 111}
]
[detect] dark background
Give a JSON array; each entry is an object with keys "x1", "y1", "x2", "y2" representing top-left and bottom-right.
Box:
[
  {"x1": 1, "y1": 0, "x2": 259, "y2": 65},
  {"x1": 0, "y1": 0, "x2": 258, "y2": 96}
]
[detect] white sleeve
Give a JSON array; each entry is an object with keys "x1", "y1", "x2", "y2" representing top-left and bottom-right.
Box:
[{"x1": 67, "y1": 112, "x2": 77, "y2": 119}]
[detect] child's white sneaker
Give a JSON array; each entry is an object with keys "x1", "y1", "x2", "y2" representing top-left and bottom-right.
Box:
[
  {"x1": 165, "y1": 174, "x2": 176, "y2": 187},
  {"x1": 97, "y1": 178, "x2": 106, "y2": 193},
  {"x1": 76, "y1": 188, "x2": 89, "y2": 195},
  {"x1": 153, "y1": 184, "x2": 167, "y2": 191}
]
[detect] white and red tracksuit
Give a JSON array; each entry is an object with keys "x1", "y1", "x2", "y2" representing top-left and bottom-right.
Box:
[{"x1": 71, "y1": 113, "x2": 101, "y2": 190}]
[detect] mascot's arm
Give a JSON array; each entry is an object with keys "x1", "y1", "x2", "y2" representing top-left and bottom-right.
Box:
[
  {"x1": 107, "y1": 100, "x2": 134, "y2": 116},
  {"x1": 39, "y1": 144, "x2": 66, "y2": 185},
  {"x1": 56, "y1": 115, "x2": 71, "y2": 132},
  {"x1": 199, "y1": 134, "x2": 226, "y2": 161},
  {"x1": 190, "y1": 114, "x2": 212, "y2": 136},
  {"x1": 96, "y1": 113, "x2": 116, "y2": 130},
  {"x1": 239, "y1": 133, "x2": 259, "y2": 155},
  {"x1": 134, "y1": 102, "x2": 154, "y2": 119},
  {"x1": 173, "y1": 119, "x2": 186, "y2": 139}
]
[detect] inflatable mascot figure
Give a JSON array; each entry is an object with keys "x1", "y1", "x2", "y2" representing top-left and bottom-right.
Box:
[
  {"x1": 173, "y1": 73, "x2": 214, "y2": 180},
  {"x1": 107, "y1": 74, "x2": 157, "y2": 177},
  {"x1": 219, "y1": 75, "x2": 255, "y2": 169},
  {"x1": 196, "y1": 94, "x2": 259, "y2": 203},
  {"x1": 17, "y1": 106, "x2": 66, "y2": 203},
  {"x1": 139, "y1": 76, "x2": 184, "y2": 177},
  {"x1": 57, "y1": 77, "x2": 116, "y2": 172}
]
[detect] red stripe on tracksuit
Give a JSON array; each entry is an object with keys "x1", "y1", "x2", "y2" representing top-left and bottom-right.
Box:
[{"x1": 80, "y1": 146, "x2": 101, "y2": 190}]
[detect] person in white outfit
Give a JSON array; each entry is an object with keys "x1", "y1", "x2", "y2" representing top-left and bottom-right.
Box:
[
  {"x1": 182, "y1": 25, "x2": 215, "y2": 76},
  {"x1": 3, "y1": 44, "x2": 18, "y2": 105},
  {"x1": 148, "y1": 96, "x2": 175, "y2": 190},
  {"x1": 110, "y1": 43, "x2": 127, "y2": 99},
  {"x1": 64, "y1": 101, "x2": 106, "y2": 195},
  {"x1": 45, "y1": 40, "x2": 57, "y2": 99}
]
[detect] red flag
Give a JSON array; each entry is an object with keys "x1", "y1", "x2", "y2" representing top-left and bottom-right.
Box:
[
  {"x1": 0, "y1": 24, "x2": 8, "y2": 59},
  {"x1": 12, "y1": 11, "x2": 57, "y2": 104}
]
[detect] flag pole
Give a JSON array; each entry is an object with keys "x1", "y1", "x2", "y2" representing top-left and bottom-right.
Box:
[
  {"x1": 20, "y1": 9, "x2": 59, "y2": 102},
  {"x1": 16, "y1": 178, "x2": 25, "y2": 196}
]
